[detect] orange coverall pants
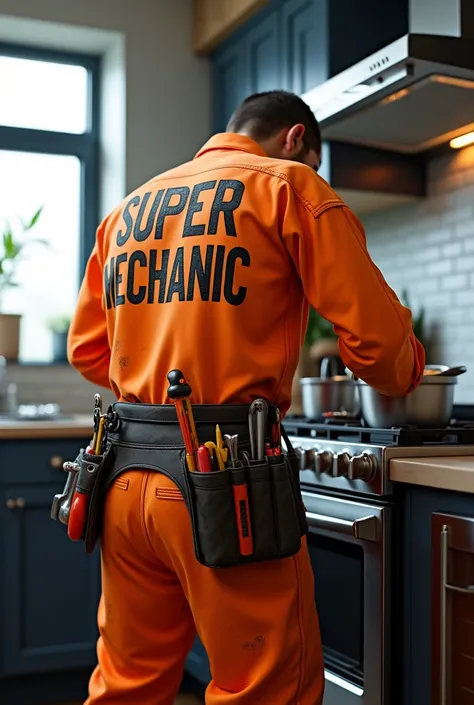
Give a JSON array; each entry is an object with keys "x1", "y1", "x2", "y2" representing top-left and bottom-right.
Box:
[{"x1": 86, "y1": 470, "x2": 324, "y2": 705}]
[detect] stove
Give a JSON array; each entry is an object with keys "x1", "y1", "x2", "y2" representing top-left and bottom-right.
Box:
[
  {"x1": 286, "y1": 408, "x2": 474, "y2": 705},
  {"x1": 283, "y1": 414, "x2": 474, "y2": 498}
]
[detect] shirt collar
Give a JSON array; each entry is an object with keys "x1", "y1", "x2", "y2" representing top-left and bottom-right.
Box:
[{"x1": 194, "y1": 133, "x2": 267, "y2": 160}]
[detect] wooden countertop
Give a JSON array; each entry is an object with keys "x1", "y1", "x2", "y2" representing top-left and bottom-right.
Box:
[
  {"x1": 0, "y1": 415, "x2": 93, "y2": 440},
  {"x1": 390, "y1": 456, "x2": 474, "y2": 493}
]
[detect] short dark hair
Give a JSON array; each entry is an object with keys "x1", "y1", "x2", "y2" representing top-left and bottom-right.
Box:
[{"x1": 227, "y1": 90, "x2": 321, "y2": 154}]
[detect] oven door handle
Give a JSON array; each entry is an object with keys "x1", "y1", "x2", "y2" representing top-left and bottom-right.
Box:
[{"x1": 306, "y1": 511, "x2": 380, "y2": 542}]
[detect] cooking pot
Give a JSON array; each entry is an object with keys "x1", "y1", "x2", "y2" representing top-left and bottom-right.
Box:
[
  {"x1": 300, "y1": 356, "x2": 358, "y2": 420},
  {"x1": 356, "y1": 365, "x2": 459, "y2": 428}
]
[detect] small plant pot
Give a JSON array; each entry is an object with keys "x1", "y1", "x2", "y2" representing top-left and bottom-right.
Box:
[
  {"x1": 52, "y1": 330, "x2": 69, "y2": 363},
  {"x1": 0, "y1": 313, "x2": 21, "y2": 360}
]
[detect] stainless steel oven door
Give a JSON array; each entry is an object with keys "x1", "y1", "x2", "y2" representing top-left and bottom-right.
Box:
[{"x1": 302, "y1": 491, "x2": 392, "y2": 705}]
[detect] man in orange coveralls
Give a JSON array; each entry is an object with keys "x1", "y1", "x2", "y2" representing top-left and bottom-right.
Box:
[{"x1": 68, "y1": 90, "x2": 425, "y2": 705}]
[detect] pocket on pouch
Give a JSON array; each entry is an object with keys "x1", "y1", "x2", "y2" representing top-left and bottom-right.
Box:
[
  {"x1": 270, "y1": 458, "x2": 302, "y2": 558},
  {"x1": 187, "y1": 469, "x2": 240, "y2": 568},
  {"x1": 244, "y1": 461, "x2": 278, "y2": 561}
]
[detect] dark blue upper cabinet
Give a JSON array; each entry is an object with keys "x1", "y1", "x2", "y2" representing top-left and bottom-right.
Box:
[
  {"x1": 246, "y1": 11, "x2": 281, "y2": 94},
  {"x1": 1, "y1": 484, "x2": 100, "y2": 676},
  {"x1": 212, "y1": 39, "x2": 249, "y2": 133},
  {"x1": 281, "y1": 0, "x2": 328, "y2": 94}
]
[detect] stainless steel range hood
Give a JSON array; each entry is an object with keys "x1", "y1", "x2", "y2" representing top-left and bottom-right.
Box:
[{"x1": 303, "y1": 0, "x2": 474, "y2": 154}]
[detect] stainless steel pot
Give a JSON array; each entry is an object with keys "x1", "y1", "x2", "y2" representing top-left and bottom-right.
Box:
[
  {"x1": 356, "y1": 366, "x2": 458, "y2": 428},
  {"x1": 300, "y1": 356, "x2": 358, "y2": 420}
]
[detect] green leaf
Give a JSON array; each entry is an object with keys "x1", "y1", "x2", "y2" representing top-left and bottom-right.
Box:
[
  {"x1": 25, "y1": 206, "x2": 43, "y2": 230},
  {"x1": 3, "y1": 229, "x2": 15, "y2": 258}
]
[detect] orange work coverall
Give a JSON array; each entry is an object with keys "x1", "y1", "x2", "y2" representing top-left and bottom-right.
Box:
[{"x1": 68, "y1": 133, "x2": 425, "y2": 705}]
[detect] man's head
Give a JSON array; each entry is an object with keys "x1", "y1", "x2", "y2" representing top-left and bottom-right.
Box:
[{"x1": 227, "y1": 90, "x2": 322, "y2": 171}]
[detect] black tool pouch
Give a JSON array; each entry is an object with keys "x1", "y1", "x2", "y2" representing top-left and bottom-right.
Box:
[
  {"x1": 185, "y1": 444, "x2": 307, "y2": 569},
  {"x1": 50, "y1": 444, "x2": 113, "y2": 550}
]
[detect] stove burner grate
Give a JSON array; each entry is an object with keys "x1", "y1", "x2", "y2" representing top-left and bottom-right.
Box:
[{"x1": 283, "y1": 416, "x2": 474, "y2": 446}]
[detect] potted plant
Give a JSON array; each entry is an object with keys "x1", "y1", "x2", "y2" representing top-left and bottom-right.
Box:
[
  {"x1": 0, "y1": 207, "x2": 45, "y2": 360},
  {"x1": 47, "y1": 315, "x2": 72, "y2": 363}
]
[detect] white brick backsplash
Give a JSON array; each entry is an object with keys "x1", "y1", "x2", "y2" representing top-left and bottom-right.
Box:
[
  {"x1": 455, "y1": 256, "x2": 474, "y2": 272},
  {"x1": 442, "y1": 274, "x2": 469, "y2": 291},
  {"x1": 454, "y1": 290, "x2": 474, "y2": 307},
  {"x1": 365, "y1": 148, "x2": 474, "y2": 403},
  {"x1": 464, "y1": 239, "x2": 474, "y2": 253},
  {"x1": 442, "y1": 242, "x2": 462, "y2": 258},
  {"x1": 426, "y1": 260, "x2": 452, "y2": 276},
  {"x1": 455, "y1": 221, "x2": 474, "y2": 238}
]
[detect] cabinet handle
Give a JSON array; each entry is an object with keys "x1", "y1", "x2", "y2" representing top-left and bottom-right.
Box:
[
  {"x1": 50, "y1": 455, "x2": 64, "y2": 469},
  {"x1": 439, "y1": 525, "x2": 474, "y2": 705},
  {"x1": 6, "y1": 497, "x2": 26, "y2": 509}
]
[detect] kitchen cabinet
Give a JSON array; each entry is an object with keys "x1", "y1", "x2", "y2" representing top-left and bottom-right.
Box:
[
  {"x1": 402, "y1": 485, "x2": 474, "y2": 705},
  {"x1": 431, "y1": 512, "x2": 474, "y2": 705},
  {"x1": 212, "y1": 10, "x2": 280, "y2": 132},
  {"x1": 194, "y1": 0, "x2": 270, "y2": 53},
  {"x1": 213, "y1": 38, "x2": 249, "y2": 133},
  {"x1": 0, "y1": 436, "x2": 100, "y2": 704},
  {"x1": 212, "y1": 0, "x2": 324, "y2": 131},
  {"x1": 281, "y1": 0, "x2": 327, "y2": 94},
  {"x1": 186, "y1": 636, "x2": 211, "y2": 685}
]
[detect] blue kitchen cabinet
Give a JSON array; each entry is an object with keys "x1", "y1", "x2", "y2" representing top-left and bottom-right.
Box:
[
  {"x1": 213, "y1": 38, "x2": 249, "y2": 133},
  {"x1": 281, "y1": 0, "x2": 327, "y2": 94},
  {"x1": 186, "y1": 636, "x2": 211, "y2": 685},
  {"x1": 246, "y1": 11, "x2": 281, "y2": 94},
  {"x1": 401, "y1": 485, "x2": 474, "y2": 705},
  {"x1": 0, "y1": 438, "x2": 101, "y2": 681},
  {"x1": 212, "y1": 0, "x2": 325, "y2": 131},
  {"x1": 213, "y1": 10, "x2": 281, "y2": 132}
]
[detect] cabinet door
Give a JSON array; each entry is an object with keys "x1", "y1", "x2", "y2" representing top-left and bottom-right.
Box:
[
  {"x1": 246, "y1": 11, "x2": 281, "y2": 93},
  {"x1": 212, "y1": 39, "x2": 250, "y2": 132},
  {"x1": 281, "y1": 0, "x2": 328, "y2": 94},
  {"x1": 186, "y1": 636, "x2": 211, "y2": 685},
  {"x1": 432, "y1": 512, "x2": 474, "y2": 705},
  {"x1": 1, "y1": 484, "x2": 101, "y2": 676}
]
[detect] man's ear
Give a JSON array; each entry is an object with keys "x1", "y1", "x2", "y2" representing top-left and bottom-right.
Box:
[{"x1": 284, "y1": 124, "x2": 306, "y2": 155}]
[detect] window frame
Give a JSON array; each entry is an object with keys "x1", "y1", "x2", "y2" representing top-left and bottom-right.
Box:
[{"x1": 0, "y1": 42, "x2": 100, "y2": 281}]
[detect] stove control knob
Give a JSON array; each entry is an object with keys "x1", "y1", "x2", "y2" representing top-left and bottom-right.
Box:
[
  {"x1": 348, "y1": 451, "x2": 378, "y2": 482},
  {"x1": 333, "y1": 451, "x2": 351, "y2": 478},
  {"x1": 306, "y1": 447, "x2": 318, "y2": 470},
  {"x1": 295, "y1": 447, "x2": 307, "y2": 471},
  {"x1": 315, "y1": 449, "x2": 333, "y2": 474}
]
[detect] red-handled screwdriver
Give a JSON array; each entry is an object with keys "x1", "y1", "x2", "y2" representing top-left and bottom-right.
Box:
[
  {"x1": 224, "y1": 433, "x2": 253, "y2": 557},
  {"x1": 167, "y1": 369, "x2": 199, "y2": 472}
]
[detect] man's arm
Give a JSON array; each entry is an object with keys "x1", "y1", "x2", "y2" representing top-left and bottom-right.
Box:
[
  {"x1": 67, "y1": 222, "x2": 112, "y2": 389},
  {"x1": 283, "y1": 199, "x2": 425, "y2": 397}
]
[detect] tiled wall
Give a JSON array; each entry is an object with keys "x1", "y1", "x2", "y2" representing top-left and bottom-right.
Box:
[
  {"x1": 4, "y1": 364, "x2": 115, "y2": 415},
  {"x1": 364, "y1": 145, "x2": 474, "y2": 404}
]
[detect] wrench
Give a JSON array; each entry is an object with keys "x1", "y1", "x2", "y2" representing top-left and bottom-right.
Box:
[{"x1": 248, "y1": 399, "x2": 268, "y2": 460}]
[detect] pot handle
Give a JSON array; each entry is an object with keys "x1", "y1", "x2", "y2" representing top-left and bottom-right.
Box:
[{"x1": 320, "y1": 356, "x2": 339, "y2": 379}]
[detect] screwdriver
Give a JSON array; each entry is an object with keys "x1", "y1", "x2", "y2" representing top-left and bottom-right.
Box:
[
  {"x1": 224, "y1": 434, "x2": 253, "y2": 557},
  {"x1": 167, "y1": 369, "x2": 199, "y2": 472}
]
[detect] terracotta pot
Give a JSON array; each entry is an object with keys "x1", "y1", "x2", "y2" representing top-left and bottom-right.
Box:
[{"x1": 0, "y1": 313, "x2": 21, "y2": 360}]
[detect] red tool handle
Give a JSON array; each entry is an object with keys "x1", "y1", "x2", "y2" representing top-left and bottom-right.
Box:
[
  {"x1": 233, "y1": 484, "x2": 253, "y2": 556},
  {"x1": 197, "y1": 445, "x2": 213, "y2": 473},
  {"x1": 68, "y1": 491, "x2": 88, "y2": 541}
]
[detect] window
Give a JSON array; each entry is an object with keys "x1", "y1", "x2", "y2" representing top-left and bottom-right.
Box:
[{"x1": 0, "y1": 44, "x2": 99, "y2": 363}]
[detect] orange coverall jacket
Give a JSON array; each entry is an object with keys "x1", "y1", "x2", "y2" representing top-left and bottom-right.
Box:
[{"x1": 68, "y1": 132, "x2": 425, "y2": 407}]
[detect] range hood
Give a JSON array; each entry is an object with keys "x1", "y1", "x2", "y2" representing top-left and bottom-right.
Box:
[{"x1": 303, "y1": 0, "x2": 474, "y2": 155}]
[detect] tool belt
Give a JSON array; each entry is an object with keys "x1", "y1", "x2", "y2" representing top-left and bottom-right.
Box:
[{"x1": 51, "y1": 401, "x2": 308, "y2": 569}]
